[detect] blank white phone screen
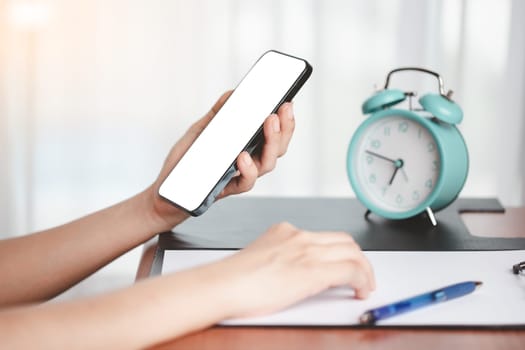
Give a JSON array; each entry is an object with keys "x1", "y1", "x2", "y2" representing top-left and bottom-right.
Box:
[{"x1": 159, "y1": 51, "x2": 308, "y2": 213}]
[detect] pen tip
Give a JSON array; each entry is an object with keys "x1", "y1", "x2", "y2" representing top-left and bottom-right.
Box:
[
  {"x1": 474, "y1": 281, "x2": 483, "y2": 288},
  {"x1": 359, "y1": 312, "x2": 375, "y2": 325}
]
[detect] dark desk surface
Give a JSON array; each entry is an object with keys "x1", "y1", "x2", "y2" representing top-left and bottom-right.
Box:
[{"x1": 136, "y1": 200, "x2": 525, "y2": 350}]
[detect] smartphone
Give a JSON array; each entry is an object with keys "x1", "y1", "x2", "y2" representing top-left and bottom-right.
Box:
[{"x1": 159, "y1": 50, "x2": 312, "y2": 216}]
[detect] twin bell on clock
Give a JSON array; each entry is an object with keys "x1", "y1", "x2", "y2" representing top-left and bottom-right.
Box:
[{"x1": 346, "y1": 67, "x2": 468, "y2": 226}]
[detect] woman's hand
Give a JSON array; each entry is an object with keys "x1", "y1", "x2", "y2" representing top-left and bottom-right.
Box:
[
  {"x1": 0, "y1": 223, "x2": 374, "y2": 350},
  {"x1": 207, "y1": 222, "x2": 376, "y2": 319},
  {"x1": 148, "y1": 91, "x2": 296, "y2": 231}
]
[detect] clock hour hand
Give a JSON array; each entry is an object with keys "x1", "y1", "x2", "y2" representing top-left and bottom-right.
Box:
[
  {"x1": 388, "y1": 159, "x2": 405, "y2": 185},
  {"x1": 388, "y1": 167, "x2": 400, "y2": 185}
]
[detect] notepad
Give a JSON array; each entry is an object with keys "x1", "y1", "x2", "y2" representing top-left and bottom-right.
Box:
[{"x1": 161, "y1": 249, "x2": 525, "y2": 327}]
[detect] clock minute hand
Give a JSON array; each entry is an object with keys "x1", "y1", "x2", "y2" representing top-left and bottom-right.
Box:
[
  {"x1": 365, "y1": 150, "x2": 407, "y2": 185},
  {"x1": 365, "y1": 150, "x2": 396, "y2": 164}
]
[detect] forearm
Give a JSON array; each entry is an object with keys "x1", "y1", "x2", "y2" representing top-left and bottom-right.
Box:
[
  {"x1": 0, "y1": 222, "x2": 376, "y2": 349},
  {"x1": 0, "y1": 186, "x2": 187, "y2": 306},
  {"x1": 0, "y1": 263, "x2": 232, "y2": 349}
]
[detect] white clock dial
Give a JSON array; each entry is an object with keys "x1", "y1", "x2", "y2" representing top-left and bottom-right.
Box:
[{"x1": 351, "y1": 115, "x2": 441, "y2": 213}]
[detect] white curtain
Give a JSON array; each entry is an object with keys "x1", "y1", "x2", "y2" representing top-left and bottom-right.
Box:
[{"x1": 1, "y1": 0, "x2": 525, "y2": 292}]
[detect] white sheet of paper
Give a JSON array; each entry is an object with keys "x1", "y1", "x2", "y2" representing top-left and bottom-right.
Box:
[{"x1": 162, "y1": 249, "x2": 525, "y2": 326}]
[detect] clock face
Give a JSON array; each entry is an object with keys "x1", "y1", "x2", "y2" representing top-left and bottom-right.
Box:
[{"x1": 349, "y1": 114, "x2": 441, "y2": 214}]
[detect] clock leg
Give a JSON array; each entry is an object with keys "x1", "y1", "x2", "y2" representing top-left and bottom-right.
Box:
[
  {"x1": 425, "y1": 207, "x2": 437, "y2": 226},
  {"x1": 364, "y1": 209, "x2": 371, "y2": 220}
]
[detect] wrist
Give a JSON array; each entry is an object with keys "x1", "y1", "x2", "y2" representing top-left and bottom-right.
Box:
[
  {"x1": 140, "y1": 184, "x2": 189, "y2": 234},
  {"x1": 191, "y1": 260, "x2": 244, "y2": 322}
]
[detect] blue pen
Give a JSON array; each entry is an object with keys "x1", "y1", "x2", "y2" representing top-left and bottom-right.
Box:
[{"x1": 359, "y1": 281, "x2": 482, "y2": 325}]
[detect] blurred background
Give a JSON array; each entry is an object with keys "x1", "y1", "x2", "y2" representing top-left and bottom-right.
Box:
[{"x1": 1, "y1": 0, "x2": 524, "y2": 298}]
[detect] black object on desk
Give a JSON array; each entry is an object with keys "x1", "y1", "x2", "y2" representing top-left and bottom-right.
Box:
[
  {"x1": 150, "y1": 197, "x2": 525, "y2": 276},
  {"x1": 513, "y1": 261, "x2": 525, "y2": 275}
]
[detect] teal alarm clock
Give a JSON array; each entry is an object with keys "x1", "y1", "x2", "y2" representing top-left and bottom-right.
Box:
[{"x1": 346, "y1": 67, "x2": 468, "y2": 225}]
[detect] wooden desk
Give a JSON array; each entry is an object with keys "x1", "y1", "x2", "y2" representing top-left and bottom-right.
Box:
[{"x1": 136, "y1": 207, "x2": 525, "y2": 350}]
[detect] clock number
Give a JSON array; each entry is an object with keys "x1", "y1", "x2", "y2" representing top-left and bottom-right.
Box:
[
  {"x1": 425, "y1": 179, "x2": 433, "y2": 189},
  {"x1": 427, "y1": 142, "x2": 435, "y2": 152},
  {"x1": 432, "y1": 160, "x2": 438, "y2": 171},
  {"x1": 371, "y1": 140, "x2": 381, "y2": 149},
  {"x1": 412, "y1": 190, "x2": 420, "y2": 201},
  {"x1": 395, "y1": 194, "x2": 403, "y2": 204},
  {"x1": 381, "y1": 186, "x2": 388, "y2": 196},
  {"x1": 384, "y1": 127, "x2": 391, "y2": 136},
  {"x1": 369, "y1": 174, "x2": 377, "y2": 184},
  {"x1": 398, "y1": 121, "x2": 409, "y2": 133},
  {"x1": 366, "y1": 155, "x2": 373, "y2": 164}
]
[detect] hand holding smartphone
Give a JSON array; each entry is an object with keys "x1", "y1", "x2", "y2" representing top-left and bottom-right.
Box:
[{"x1": 159, "y1": 50, "x2": 312, "y2": 216}]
